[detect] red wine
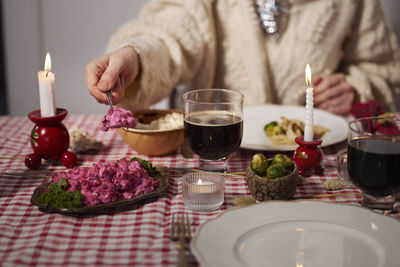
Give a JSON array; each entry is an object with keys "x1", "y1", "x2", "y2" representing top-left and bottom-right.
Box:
[
  {"x1": 184, "y1": 111, "x2": 243, "y2": 160},
  {"x1": 347, "y1": 137, "x2": 400, "y2": 196}
]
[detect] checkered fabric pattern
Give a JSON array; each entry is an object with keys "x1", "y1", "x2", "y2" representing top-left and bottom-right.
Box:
[{"x1": 0, "y1": 113, "x2": 398, "y2": 266}]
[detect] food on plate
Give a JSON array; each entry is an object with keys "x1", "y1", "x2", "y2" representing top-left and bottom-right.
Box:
[
  {"x1": 37, "y1": 157, "x2": 159, "y2": 209},
  {"x1": 128, "y1": 157, "x2": 158, "y2": 177},
  {"x1": 264, "y1": 117, "x2": 329, "y2": 145},
  {"x1": 136, "y1": 112, "x2": 183, "y2": 130},
  {"x1": 69, "y1": 126, "x2": 105, "y2": 152},
  {"x1": 37, "y1": 178, "x2": 83, "y2": 209},
  {"x1": 101, "y1": 107, "x2": 138, "y2": 131},
  {"x1": 264, "y1": 121, "x2": 285, "y2": 136},
  {"x1": 246, "y1": 153, "x2": 301, "y2": 201}
]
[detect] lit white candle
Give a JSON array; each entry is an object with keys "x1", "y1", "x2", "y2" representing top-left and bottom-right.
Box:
[
  {"x1": 192, "y1": 178, "x2": 215, "y2": 193},
  {"x1": 304, "y1": 64, "x2": 314, "y2": 142},
  {"x1": 182, "y1": 173, "x2": 224, "y2": 211},
  {"x1": 38, "y1": 52, "x2": 56, "y2": 117}
]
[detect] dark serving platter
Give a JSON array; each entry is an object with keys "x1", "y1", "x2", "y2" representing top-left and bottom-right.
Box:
[{"x1": 31, "y1": 167, "x2": 169, "y2": 214}]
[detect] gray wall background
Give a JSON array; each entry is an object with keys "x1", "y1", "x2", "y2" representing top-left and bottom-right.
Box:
[
  {"x1": 2, "y1": 0, "x2": 400, "y2": 115},
  {"x1": 2, "y1": 0, "x2": 153, "y2": 116}
]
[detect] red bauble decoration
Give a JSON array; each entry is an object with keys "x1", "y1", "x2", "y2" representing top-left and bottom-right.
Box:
[
  {"x1": 28, "y1": 108, "x2": 70, "y2": 161},
  {"x1": 60, "y1": 151, "x2": 77, "y2": 168},
  {"x1": 293, "y1": 136, "x2": 324, "y2": 176},
  {"x1": 25, "y1": 153, "x2": 42, "y2": 170}
]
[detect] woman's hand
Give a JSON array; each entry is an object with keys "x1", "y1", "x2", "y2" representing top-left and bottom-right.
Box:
[
  {"x1": 313, "y1": 73, "x2": 355, "y2": 115},
  {"x1": 85, "y1": 46, "x2": 139, "y2": 105}
]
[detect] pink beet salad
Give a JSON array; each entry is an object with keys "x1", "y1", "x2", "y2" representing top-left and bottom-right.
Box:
[
  {"x1": 52, "y1": 158, "x2": 159, "y2": 206},
  {"x1": 101, "y1": 107, "x2": 138, "y2": 131}
]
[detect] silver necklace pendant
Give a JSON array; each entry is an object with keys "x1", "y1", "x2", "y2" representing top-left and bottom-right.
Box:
[{"x1": 256, "y1": 0, "x2": 289, "y2": 38}]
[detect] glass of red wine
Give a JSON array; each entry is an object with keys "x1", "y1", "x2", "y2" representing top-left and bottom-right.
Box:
[
  {"x1": 347, "y1": 116, "x2": 400, "y2": 213},
  {"x1": 182, "y1": 89, "x2": 244, "y2": 172}
]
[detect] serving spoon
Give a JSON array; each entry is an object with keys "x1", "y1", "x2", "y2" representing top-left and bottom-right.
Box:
[{"x1": 106, "y1": 90, "x2": 113, "y2": 108}]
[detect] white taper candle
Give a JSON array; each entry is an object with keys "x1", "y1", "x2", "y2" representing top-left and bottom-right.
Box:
[
  {"x1": 38, "y1": 52, "x2": 56, "y2": 117},
  {"x1": 304, "y1": 64, "x2": 314, "y2": 142}
]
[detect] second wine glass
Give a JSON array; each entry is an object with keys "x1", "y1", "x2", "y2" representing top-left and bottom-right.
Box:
[{"x1": 347, "y1": 116, "x2": 400, "y2": 213}]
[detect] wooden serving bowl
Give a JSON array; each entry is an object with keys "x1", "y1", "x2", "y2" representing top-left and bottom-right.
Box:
[
  {"x1": 118, "y1": 109, "x2": 184, "y2": 156},
  {"x1": 246, "y1": 163, "x2": 301, "y2": 201}
]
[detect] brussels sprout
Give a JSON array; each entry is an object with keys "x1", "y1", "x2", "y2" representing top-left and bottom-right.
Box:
[
  {"x1": 251, "y1": 153, "x2": 269, "y2": 176},
  {"x1": 264, "y1": 121, "x2": 278, "y2": 133},
  {"x1": 266, "y1": 163, "x2": 291, "y2": 179},
  {"x1": 264, "y1": 122, "x2": 286, "y2": 137},
  {"x1": 264, "y1": 122, "x2": 286, "y2": 136},
  {"x1": 271, "y1": 126, "x2": 286, "y2": 135},
  {"x1": 271, "y1": 154, "x2": 294, "y2": 171},
  {"x1": 271, "y1": 154, "x2": 288, "y2": 164}
]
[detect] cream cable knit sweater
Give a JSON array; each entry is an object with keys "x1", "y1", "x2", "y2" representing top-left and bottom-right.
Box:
[{"x1": 106, "y1": 0, "x2": 400, "y2": 111}]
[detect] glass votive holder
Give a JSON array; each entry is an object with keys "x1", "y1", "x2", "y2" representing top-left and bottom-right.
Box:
[{"x1": 182, "y1": 172, "x2": 224, "y2": 211}]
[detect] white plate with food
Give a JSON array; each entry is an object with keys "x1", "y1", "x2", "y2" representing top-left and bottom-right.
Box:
[
  {"x1": 241, "y1": 104, "x2": 348, "y2": 151},
  {"x1": 191, "y1": 201, "x2": 400, "y2": 267}
]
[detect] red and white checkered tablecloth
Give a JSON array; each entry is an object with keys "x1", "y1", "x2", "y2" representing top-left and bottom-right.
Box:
[{"x1": 0, "y1": 113, "x2": 399, "y2": 266}]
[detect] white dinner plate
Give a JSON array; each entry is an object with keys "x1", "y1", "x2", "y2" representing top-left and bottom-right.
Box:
[
  {"x1": 191, "y1": 201, "x2": 400, "y2": 267},
  {"x1": 241, "y1": 104, "x2": 348, "y2": 151}
]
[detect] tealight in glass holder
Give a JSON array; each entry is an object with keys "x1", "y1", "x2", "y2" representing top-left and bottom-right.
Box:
[{"x1": 182, "y1": 172, "x2": 224, "y2": 211}]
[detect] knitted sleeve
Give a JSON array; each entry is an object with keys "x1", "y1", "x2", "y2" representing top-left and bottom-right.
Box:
[
  {"x1": 105, "y1": 0, "x2": 216, "y2": 110},
  {"x1": 339, "y1": 0, "x2": 400, "y2": 111}
]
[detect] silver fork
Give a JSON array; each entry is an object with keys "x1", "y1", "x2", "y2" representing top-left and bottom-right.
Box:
[{"x1": 171, "y1": 213, "x2": 191, "y2": 267}]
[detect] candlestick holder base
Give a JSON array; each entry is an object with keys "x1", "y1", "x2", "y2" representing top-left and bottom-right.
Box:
[
  {"x1": 293, "y1": 136, "x2": 324, "y2": 176},
  {"x1": 27, "y1": 108, "x2": 73, "y2": 168}
]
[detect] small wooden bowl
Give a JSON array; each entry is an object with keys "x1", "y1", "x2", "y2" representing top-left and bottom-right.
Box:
[
  {"x1": 118, "y1": 109, "x2": 184, "y2": 156},
  {"x1": 246, "y1": 163, "x2": 301, "y2": 201}
]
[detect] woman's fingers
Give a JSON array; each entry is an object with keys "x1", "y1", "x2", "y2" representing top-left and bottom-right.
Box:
[
  {"x1": 315, "y1": 73, "x2": 345, "y2": 90},
  {"x1": 317, "y1": 89, "x2": 354, "y2": 115},
  {"x1": 85, "y1": 46, "x2": 139, "y2": 106},
  {"x1": 314, "y1": 74, "x2": 346, "y2": 104},
  {"x1": 111, "y1": 79, "x2": 124, "y2": 104},
  {"x1": 97, "y1": 56, "x2": 126, "y2": 92},
  {"x1": 86, "y1": 57, "x2": 110, "y2": 104},
  {"x1": 312, "y1": 75, "x2": 323, "y2": 86},
  {"x1": 313, "y1": 73, "x2": 354, "y2": 115},
  {"x1": 314, "y1": 81, "x2": 352, "y2": 106}
]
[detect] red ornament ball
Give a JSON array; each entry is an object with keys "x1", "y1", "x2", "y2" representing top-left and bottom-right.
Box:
[
  {"x1": 30, "y1": 124, "x2": 69, "y2": 160},
  {"x1": 25, "y1": 153, "x2": 41, "y2": 170},
  {"x1": 60, "y1": 151, "x2": 77, "y2": 168}
]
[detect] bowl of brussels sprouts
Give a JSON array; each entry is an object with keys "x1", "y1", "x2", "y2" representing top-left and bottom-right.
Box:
[{"x1": 246, "y1": 153, "x2": 303, "y2": 201}]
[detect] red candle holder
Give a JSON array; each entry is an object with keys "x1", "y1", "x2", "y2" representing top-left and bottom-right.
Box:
[
  {"x1": 27, "y1": 108, "x2": 70, "y2": 164},
  {"x1": 293, "y1": 136, "x2": 324, "y2": 176}
]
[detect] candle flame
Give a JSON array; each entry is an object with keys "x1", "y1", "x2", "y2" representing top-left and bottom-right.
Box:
[
  {"x1": 305, "y1": 64, "x2": 312, "y2": 87},
  {"x1": 197, "y1": 179, "x2": 203, "y2": 185},
  {"x1": 44, "y1": 52, "x2": 51, "y2": 73}
]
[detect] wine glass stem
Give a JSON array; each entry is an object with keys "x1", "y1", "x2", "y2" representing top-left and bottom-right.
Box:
[{"x1": 199, "y1": 157, "x2": 228, "y2": 172}]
